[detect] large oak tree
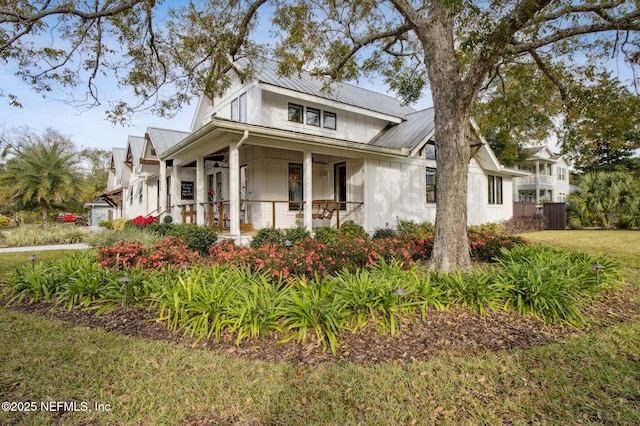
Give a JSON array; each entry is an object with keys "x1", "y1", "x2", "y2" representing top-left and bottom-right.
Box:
[{"x1": 2, "y1": 0, "x2": 640, "y2": 270}]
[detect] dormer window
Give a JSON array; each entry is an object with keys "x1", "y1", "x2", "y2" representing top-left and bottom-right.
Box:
[
  {"x1": 323, "y1": 111, "x2": 336, "y2": 130},
  {"x1": 288, "y1": 103, "x2": 303, "y2": 123},
  {"x1": 307, "y1": 107, "x2": 320, "y2": 126}
]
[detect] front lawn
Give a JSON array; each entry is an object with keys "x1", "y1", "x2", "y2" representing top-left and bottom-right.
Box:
[{"x1": 0, "y1": 230, "x2": 639, "y2": 424}]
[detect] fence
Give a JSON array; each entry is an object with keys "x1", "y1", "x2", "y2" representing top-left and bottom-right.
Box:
[{"x1": 512, "y1": 201, "x2": 566, "y2": 230}]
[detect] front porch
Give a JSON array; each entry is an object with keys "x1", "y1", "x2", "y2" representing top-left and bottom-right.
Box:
[
  {"x1": 158, "y1": 123, "x2": 377, "y2": 241},
  {"x1": 176, "y1": 199, "x2": 365, "y2": 234}
]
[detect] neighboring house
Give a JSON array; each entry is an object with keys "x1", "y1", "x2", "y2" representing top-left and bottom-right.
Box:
[
  {"x1": 101, "y1": 147, "x2": 127, "y2": 219},
  {"x1": 84, "y1": 199, "x2": 113, "y2": 226},
  {"x1": 513, "y1": 146, "x2": 571, "y2": 204},
  {"x1": 102, "y1": 58, "x2": 526, "y2": 242}
]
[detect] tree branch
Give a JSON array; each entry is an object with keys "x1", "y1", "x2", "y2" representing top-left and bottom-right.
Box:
[
  {"x1": 0, "y1": 0, "x2": 151, "y2": 24},
  {"x1": 510, "y1": 18, "x2": 640, "y2": 52},
  {"x1": 463, "y1": 0, "x2": 554, "y2": 100},
  {"x1": 322, "y1": 23, "x2": 412, "y2": 79}
]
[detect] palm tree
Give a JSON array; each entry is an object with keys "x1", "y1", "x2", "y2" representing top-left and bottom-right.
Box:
[
  {"x1": 0, "y1": 129, "x2": 80, "y2": 224},
  {"x1": 569, "y1": 171, "x2": 639, "y2": 229}
]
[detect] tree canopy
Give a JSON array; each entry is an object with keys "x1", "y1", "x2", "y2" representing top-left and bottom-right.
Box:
[{"x1": 3, "y1": 0, "x2": 640, "y2": 270}]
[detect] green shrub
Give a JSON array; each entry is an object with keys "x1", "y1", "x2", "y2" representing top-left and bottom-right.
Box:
[
  {"x1": 250, "y1": 227, "x2": 284, "y2": 248},
  {"x1": 112, "y1": 218, "x2": 127, "y2": 231},
  {"x1": 438, "y1": 270, "x2": 504, "y2": 315},
  {"x1": 372, "y1": 227, "x2": 397, "y2": 239},
  {"x1": 339, "y1": 220, "x2": 368, "y2": 239},
  {"x1": 85, "y1": 227, "x2": 163, "y2": 249},
  {"x1": 0, "y1": 215, "x2": 11, "y2": 227},
  {"x1": 467, "y1": 222, "x2": 503, "y2": 235},
  {"x1": 161, "y1": 224, "x2": 218, "y2": 256},
  {"x1": 163, "y1": 215, "x2": 173, "y2": 223},
  {"x1": 5, "y1": 262, "x2": 59, "y2": 304},
  {"x1": 151, "y1": 267, "x2": 239, "y2": 342},
  {"x1": 98, "y1": 221, "x2": 113, "y2": 229},
  {"x1": 283, "y1": 226, "x2": 311, "y2": 243},
  {"x1": 491, "y1": 245, "x2": 620, "y2": 324},
  {"x1": 568, "y1": 217, "x2": 584, "y2": 230},
  {"x1": 279, "y1": 276, "x2": 347, "y2": 353},
  {"x1": 314, "y1": 226, "x2": 338, "y2": 244},
  {"x1": 396, "y1": 219, "x2": 434, "y2": 239}
]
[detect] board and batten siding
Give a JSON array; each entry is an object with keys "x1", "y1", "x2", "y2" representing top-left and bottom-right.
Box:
[
  {"x1": 260, "y1": 90, "x2": 390, "y2": 144},
  {"x1": 364, "y1": 157, "x2": 515, "y2": 231}
]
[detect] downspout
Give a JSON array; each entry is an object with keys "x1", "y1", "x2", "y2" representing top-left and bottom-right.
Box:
[{"x1": 237, "y1": 130, "x2": 249, "y2": 149}]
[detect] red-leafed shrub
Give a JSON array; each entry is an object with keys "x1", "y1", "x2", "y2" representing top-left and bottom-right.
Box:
[
  {"x1": 98, "y1": 236, "x2": 199, "y2": 270},
  {"x1": 207, "y1": 230, "x2": 527, "y2": 280},
  {"x1": 139, "y1": 236, "x2": 200, "y2": 270},
  {"x1": 97, "y1": 240, "x2": 146, "y2": 269},
  {"x1": 468, "y1": 232, "x2": 528, "y2": 262}
]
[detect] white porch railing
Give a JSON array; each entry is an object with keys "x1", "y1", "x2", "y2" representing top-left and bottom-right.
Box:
[{"x1": 516, "y1": 174, "x2": 556, "y2": 186}]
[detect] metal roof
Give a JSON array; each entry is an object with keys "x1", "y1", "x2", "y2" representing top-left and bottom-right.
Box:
[
  {"x1": 146, "y1": 127, "x2": 191, "y2": 157},
  {"x1": 127, "y1": 135, "x2": 145, "y2": 169},
  {"x1": 111, "y1": 148, "x2": 127, "y2": 184},
  {"x1": 368, "y1": 108, "x2": 435, "y2": 150},
  {"x1": 244, "y1": 58, "x2": 416, "y2": 119}
]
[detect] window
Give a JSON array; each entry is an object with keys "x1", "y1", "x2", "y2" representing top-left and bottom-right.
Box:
[
  {"x1": 137, "y1": 182, "x2": 143, "y2": 201},
  {"x1": 230, "y1": 92, "x2": 247, "y2": 122},
  {"x1": 488, "y1": 175, "x2": 503, "y2": 204},
  {"x1": 231, "y1": 98, "x2": 239, "y2": 121},
  {"x1": 307, "y1": 107, "x2": 320, "y2": 126},
  {"x1": 323, "y1": 111, "x2": 336, "y2": 129},
  {"x1": 288, "y1": 103, "x2": 303, "y2": 123},
  {"x1": 239, "y1": 92, "x2": 247, "y2": 123},
  {"x1": 558, "y1": 167, "x2": 566, "y2": 181},
  {"x1": 426, "y1": 168, "x2": 436, "y2": 203},
  {"x1": 288, "y1": 163, "x2": 303, "y2": 210},
  {"x1": 424, "y1": 142, "x2": 436, "y2": 160},
  {"x1": 129, "y1": 186, "x2": 134, "y2": 203}
]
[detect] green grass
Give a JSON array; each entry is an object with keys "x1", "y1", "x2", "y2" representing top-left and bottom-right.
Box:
[
  {"x1": 1, "y1": 309, "x2": 638, "y2": 425},
  {"x1": 521, "y1": 230, "x2": 640, "y2": 270},
  {"x1": 1, "y1": 230, "x2": 639, "y2": 424},
  {"x1": 0, "y1": 250, "x2": 81, "y2": 283}
]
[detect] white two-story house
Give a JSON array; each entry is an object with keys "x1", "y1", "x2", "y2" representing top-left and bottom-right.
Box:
[
  {"x1": 102, "y1": 58, "x2": 526, "y2": 242},
  {"x1": 513, "y1": 146, "x2": 571, "y2": 204}
]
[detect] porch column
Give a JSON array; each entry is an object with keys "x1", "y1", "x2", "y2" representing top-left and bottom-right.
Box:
[
  {"x1": 171, "y1": 165, "x2": 182, "y2": 222},
  {"x1": 535, "y1": 160, "x2": 540, "y2": 204},
  {"x1": 196, "y1": 155, "x2": 206, "y2": 226},
  {"x1": 159, "y1": 160, "x2": 167, "y2": 218},
  {"x1": 229, "y1": 142, "x2": 241, "y2": 241},
  {"x1": 303, "y1": 150, "x2": 313, "y2": 232}
]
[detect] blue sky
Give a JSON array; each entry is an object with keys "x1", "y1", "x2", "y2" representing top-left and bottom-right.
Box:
[{"x1": 0, "y1": 61, "x2": 432, "y2": 154}]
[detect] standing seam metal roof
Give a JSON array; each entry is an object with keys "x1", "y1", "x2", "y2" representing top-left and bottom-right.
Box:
[
  {"x1": 146, "y1": 127, "x2": 191, "y2": 157},
  {"x1": 368, "y1": 108, "x2": 435, "y2": 150},
  {"x1": 244, "y1": 58, "x2": 416, "y2": 119},
  {"x1": 111, "y1": 148, "x2": 127, "y2": 184}
]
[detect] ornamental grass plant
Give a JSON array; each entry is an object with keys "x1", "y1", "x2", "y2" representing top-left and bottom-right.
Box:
[{"x1": 3, "y1": 224, "x2": 91, "y2": 246}]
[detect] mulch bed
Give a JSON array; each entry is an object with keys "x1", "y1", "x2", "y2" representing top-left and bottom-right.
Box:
[{"x1": 8, "y1": 286, "x2": 640, "y2": 366}]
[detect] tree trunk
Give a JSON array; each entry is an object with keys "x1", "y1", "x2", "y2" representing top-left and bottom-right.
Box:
[
  {"x1": 429, "y1": 107, "x2": 472, "y2": 272},
  {"x1": 416, "y1": 6, "x2": 474, "y2": 272}
]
